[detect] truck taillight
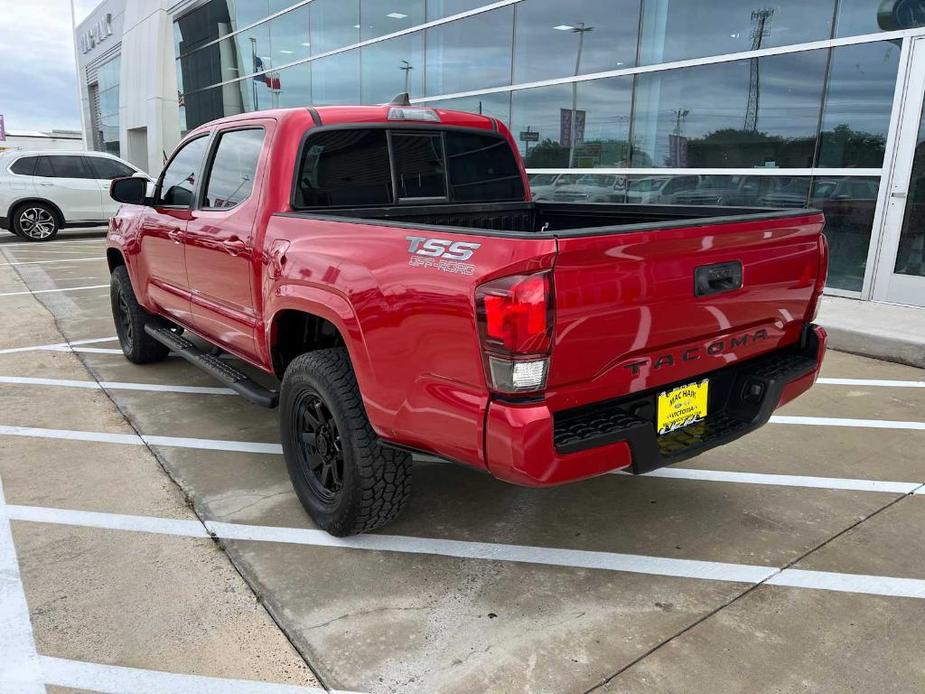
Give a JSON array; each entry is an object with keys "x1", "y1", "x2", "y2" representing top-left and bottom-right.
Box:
[
  {"x1": 807, "y1": 234, "x2": 829, "y2": 322},
  {"x1": 476, "y1": 271, "x2": 554, "y2": 394}
]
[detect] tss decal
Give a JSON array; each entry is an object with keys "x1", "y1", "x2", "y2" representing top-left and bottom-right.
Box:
[{"x1": 406, "y1": 236, "x2": 481, "y2": 261}]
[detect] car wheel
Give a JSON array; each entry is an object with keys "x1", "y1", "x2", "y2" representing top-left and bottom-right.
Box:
[
  {"x1": 110, "y1": 265, "x2": 171, "y2": 364},
  {"x1": 12, "y1": 203, "x2": 60, "y2": 241},
  {"x1": 280, "y1": 348, "x2": 412, "y2": 536}
]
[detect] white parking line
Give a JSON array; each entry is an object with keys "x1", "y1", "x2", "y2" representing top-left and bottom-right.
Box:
[
  {"x1": 0, "y1": 376, "x2": 235, "y2": 395},
  {"x1": 770, "y1": 415, "x2": 925, "y2": 431},
  {"x1": 0, "y1": 238, "x2": 105, "y2": 249},
  {"x1": 0, "y1": 336, "x2": 117, "y2": 355},
  {"x1": 0, "y1": 477, "x2": 44, "y2": 694},
  {"x1": 0, "y1": 284, "x2": 109, "y2": 298},
  {"x1": 39, "y1": 656, "x2": 330, "y2": 694},
  {"x1": 0, "y1": 257, "x2": 102, "y2": 266},
  {"x1": 629, "y1": 468, "x2": 921, "y2": 494},
  {"x1": 1, "y1": 423, "x2": 923, "y2": 495},
  {"x1": 816, "y1": 377, "x2": 925, "y2": 388},
  {"x1": 41, "y1": 346, "x2": 125, "y2": 355},
  {"x1": 8, "y1": 501, "x2": 925, "y2": 601},
  {"x1": 0, "y1": 425, "x2": 283, "y2": 454}
]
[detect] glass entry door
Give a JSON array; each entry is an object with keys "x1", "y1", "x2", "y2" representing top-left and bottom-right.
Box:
[{"x1": 876, "y1": 37, "x2": 925, "y2": 306}]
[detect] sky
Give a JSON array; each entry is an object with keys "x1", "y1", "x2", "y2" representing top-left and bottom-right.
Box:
[{"x1": 0, "y1": 0, "x2": 98, "y2": 133}]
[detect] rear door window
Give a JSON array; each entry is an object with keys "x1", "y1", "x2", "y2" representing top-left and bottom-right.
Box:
[
  {"x1": 48, "y1": 155, "x2": 95, "y2": 179},
  {"x1": 89, "y1": 157, "x2": 136, "y2": 180},
  {"x1": 391, "y1": 132, "x2": 447, "y2": 200},
  {"x1": 202, "y1": 128, "x2": 264, "y2": 209},
  {"x1": 10, "y1": 157, "x2": 37, "y2": 175},
  {"x1": 296, "y1": 129, "x2": 393, "y2": 207}
]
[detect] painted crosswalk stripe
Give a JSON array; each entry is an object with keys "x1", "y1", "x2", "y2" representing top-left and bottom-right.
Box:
[
  {"x1": 0, "y1": 284, "x2": 109, "y2": 298},
  {"x1": 8, "y1": 501, "x2": 925, "y2": 601}
]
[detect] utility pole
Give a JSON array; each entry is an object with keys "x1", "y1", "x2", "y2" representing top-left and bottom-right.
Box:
[
  {"x1": 250, "y1": 37, "x2": 259, "y2": 111},
  {"x1": 745, "y1": 9, "x2": 773, "y2": 132},
  {"x1": 567, "y1": 22, "x2": 593, "y2": 168},
  {"x1": 400, "y1": 60, "x2": 414, "y2": 94}
]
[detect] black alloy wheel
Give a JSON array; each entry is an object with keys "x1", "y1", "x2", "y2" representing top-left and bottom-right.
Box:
[{"x1": 292, "y1": 391, "x2": 345, "y2": 502}]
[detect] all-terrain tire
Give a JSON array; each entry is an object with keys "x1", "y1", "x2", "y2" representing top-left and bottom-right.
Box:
[
  {"x1": 280, "y1": 348, "x2": 412, "y2": 536},
  {"x1": 110, "y1": 265, "x2": 171, "y2": 364}
]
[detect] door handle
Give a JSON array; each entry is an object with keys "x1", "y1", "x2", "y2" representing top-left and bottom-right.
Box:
[
  {"x1": 167, "y1": 228, "x2": 183, "y2": 243},
  {"x1": 891, "y1": 191, "x2": 907, "y2": 199},
  {"x1": 224, "y1": 237, "x2": 248, "y2": 256}
]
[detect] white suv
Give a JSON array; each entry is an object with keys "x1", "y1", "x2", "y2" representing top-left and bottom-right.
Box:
[{"x1": 0, "y1": 150, "x2": 147, "y2": 241}]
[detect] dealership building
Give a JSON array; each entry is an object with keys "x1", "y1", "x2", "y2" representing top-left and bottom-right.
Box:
[{"x1": 75, "y1": 0, "x2": 925, "y2": 306}]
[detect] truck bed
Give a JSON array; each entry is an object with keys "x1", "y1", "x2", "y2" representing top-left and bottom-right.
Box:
[{"x1": 280, "y1": 201, "x2": 816, "y2": 237}]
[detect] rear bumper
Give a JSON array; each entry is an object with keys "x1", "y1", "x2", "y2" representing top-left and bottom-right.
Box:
[{"x1": 484, "y1": 324, "x2": 827, "y2": 487}]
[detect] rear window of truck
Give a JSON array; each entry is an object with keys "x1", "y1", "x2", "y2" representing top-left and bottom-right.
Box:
[{"x1": 294, "y1": 127, "x2": 524, "y2": 208}]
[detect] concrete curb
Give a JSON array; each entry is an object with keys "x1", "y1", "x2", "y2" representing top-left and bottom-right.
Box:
[{"x1": 818, "y1": 296, "x2": 925, "y2": 369}]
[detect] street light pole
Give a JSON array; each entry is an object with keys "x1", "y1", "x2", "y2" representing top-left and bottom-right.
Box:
[
  {"x1": 250, "y1": 37, "x2": 259, "y2": 111},
  {"x1": 568, "y1": 22, "x2": 592, "y2": 168},
  {"x1": 400, "y1": 60, "x2": 414, "y2": 94},
  {"x1": 69, "y1": 0, "x2": 91, "y2": 151}
]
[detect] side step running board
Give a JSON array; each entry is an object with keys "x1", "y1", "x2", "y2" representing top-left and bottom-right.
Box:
[{"x1": 144, "y1": 325, "x2": 279, "y2": 408}]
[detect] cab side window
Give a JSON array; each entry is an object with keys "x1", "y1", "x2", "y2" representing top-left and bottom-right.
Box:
[
  {"x1": 158, "y1": 136, "x2": 210, "y2": 207},
  {"x1": 295, "y1": 129, "x2": 393, "y2": 208},
  {"x1": 202, "y1": 129, "x2": 264, "y2": 209}
]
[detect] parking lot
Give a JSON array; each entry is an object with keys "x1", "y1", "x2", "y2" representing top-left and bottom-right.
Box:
[{"x1": 2, "y1": 228, "x2": 925, "y2": 694}]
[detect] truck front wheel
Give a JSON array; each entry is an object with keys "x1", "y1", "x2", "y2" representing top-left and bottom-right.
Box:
[
  {"x1": 110, "y1": 265, "x2": 171, "y2": 364},
  {"x1": 280, "y1": 348, "x2": 412, "y2": 536}
]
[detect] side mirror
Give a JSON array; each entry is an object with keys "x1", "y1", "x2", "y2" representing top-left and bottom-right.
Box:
[{"x1": 110, "y1": 176, "x2": 151, "y2": 205}]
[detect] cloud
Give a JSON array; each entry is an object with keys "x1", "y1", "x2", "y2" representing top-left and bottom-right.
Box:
[{"x1": 0, "y1": 0, "x2": 95, "y2": 132}]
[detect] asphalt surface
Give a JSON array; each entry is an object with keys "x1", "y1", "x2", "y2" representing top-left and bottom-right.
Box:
[{"x1": 1, "y1": 227, "x2": 924, "y2": 694}]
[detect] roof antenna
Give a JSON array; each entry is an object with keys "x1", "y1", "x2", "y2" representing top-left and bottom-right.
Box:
[{"x1": 389, "y1": 92, "x2": 411, "y2": 106}]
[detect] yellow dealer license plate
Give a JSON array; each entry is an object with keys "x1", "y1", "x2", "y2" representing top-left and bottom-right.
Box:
[{"x1": 657, "y1": 379, "x2": 709, "y2": 435}]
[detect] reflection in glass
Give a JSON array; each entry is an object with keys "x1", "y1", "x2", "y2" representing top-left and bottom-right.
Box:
[
  {"x1": 274, "y1": 62, "x2": 312, "y2": 108},
  {"x1": 631, "y1": 50, "x2": 827, "y2": 168},
  {"x1": 806, "y1": 176, "x2": 878, "y2": 290},
  {"x1": 94, "y1": 56, "x2": 121, "y2": 156},
  {"x1": 836, "y1": 0, "x2": 925, "y2": 37},
  {"x1": 270, "y1": 4, "x2": 311, "y2": 65},
  {"x1": 424, "y1": 7, "x2": 514, "y2": 96},
  {"x1": 510, "y1": 85, "x2": 573, "y2": 168},
  {"x1": 425, "y1": 0, "x2": 488, "y2": 20},
  {"x1": 817, "y1": 41, "x2": 900, "y2": 168},
  {"x1": 312, "y1": 51, "x2": 361, "y2": 105},
  {"x1": 895, "y1": 110, "x2": 925, "y2": 278},
  {"x1": 361, "y1": 0, "x2": 425, "y2": 40},
  {"x1": 513, "y1": 0, "x2": 639, "y2": 83},
  {"x1": 639, "y1": 0, "x2": 834, "y2": 65},
  {"x1": 428, "y1": 92, "x2": 511, "y2": 125},
  {"x1": 311, "y1": 0, "x2": 360, "y2": 55},
  {"x1": 361, "y1": 34, "x2": 424, "y2": 104}
]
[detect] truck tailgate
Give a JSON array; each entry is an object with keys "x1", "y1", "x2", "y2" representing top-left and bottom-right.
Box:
[{"x1": 545, "y1": 211, "x2": 825, "y2": 412}]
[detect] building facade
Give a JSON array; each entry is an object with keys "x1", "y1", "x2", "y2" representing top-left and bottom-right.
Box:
[
  {"x1": 0, "y1": 130, "x2": 85, "y2": 153},
  {"x1": 76, "y1": 0, "x2": 925, "y2": 307}
]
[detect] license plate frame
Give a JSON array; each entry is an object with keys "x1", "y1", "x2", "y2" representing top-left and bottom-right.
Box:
[{"x1": 656, "y1": 379, "x2": 709, "y2": 435}]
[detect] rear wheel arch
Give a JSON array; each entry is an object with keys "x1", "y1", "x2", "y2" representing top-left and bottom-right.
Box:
[
  {"x1": 9, "y1": 198, "x2": 65, "y2": 227},
  {"x1": 270, "y1": 309, "x2": 349, "y2": 379},
  {"x1": 107, "y1": 248, "x2": 126, "y2": 273}
]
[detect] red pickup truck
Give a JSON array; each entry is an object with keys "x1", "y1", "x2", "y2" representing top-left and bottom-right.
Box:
[{"x1": 106, "y1": 98, "x2": 828, "y2": 536}]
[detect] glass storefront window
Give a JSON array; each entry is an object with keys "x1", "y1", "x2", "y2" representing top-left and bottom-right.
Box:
[
  {"x1": 312, "y1": 51, "x2": 361, "y2": 104},
  {"x1": 512, "y1": 0, "x2": 639, "y2": 84},
  {"x1": 271, "y1": 4, "x2": 311, "y2": 65},
  {"x1": 310, "y1": 0, "x2": 360, "y2": 55},
  {"x1": 361, "y1": 33, "x2": 425, "y2": 103},
  {"x1": 836, "y1": 0, "x2": 925, "y2": 37},
  {"x1": 630, "y1": 50, "x2": 828, "y2": 168},
  {"x1": 424, "y1": 6, "x2": 514, "y2": 96},
  {"x1": 426, "y1": 0, "x2": 489, "y2": 20},
  {"x1": 817, "y1": 41, "x2": 900, "y2": 168},
  {"x1": 236, "y1": 23, "x2": 271, "y2": 78},
  {"x1": 511, "y1": 84, "x2": 573, "y2": 168},
  {"x1": 361, "y1": 0, "x2": 425, "y2": 40},
  {"x1": 812, "y1": 176, "x2": 880, "y2": 290},
  {"x1": 639, "y1": 0, "x2": 835, "y2": 65},
  {"x1": 895, "y1": 103, "x2": 925, "y2": 279}
]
